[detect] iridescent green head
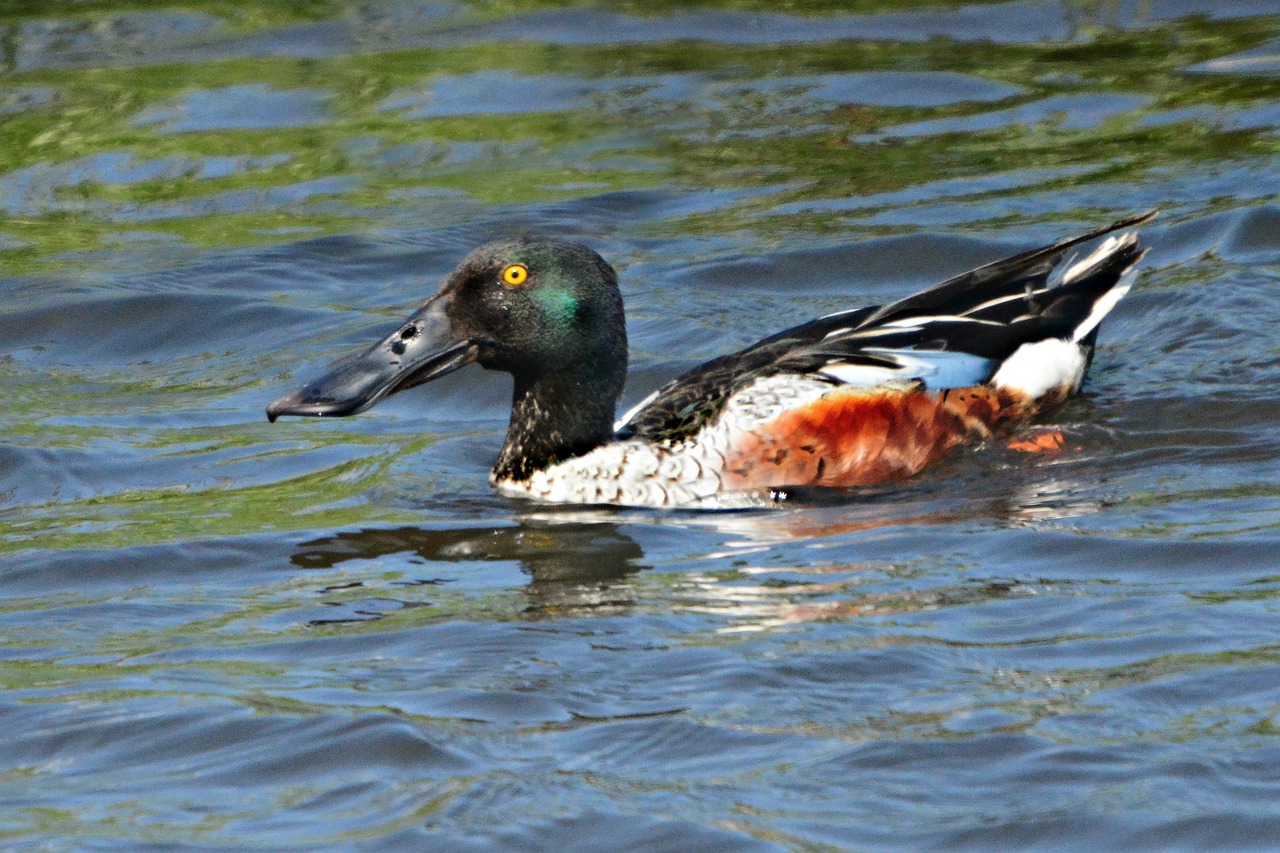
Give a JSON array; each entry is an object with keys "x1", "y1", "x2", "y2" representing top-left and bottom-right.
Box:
[{"x1": 267, "y1": 237, "x2": 628, "y2": 427}]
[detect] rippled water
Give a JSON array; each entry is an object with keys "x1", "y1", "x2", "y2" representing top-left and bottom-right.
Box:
[{"x1": 4, "y1": 1, "x2": 1280, "y2": 850}]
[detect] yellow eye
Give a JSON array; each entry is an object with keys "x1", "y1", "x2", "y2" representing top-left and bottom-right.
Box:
[{"x1": 501, "y1": 263, "x2": 528, "y2": 288}]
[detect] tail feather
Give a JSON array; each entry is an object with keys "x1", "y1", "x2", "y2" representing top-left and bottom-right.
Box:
[
  {"x1": 987, "y1": 232, "x2": 1148, "y2": 398},
  {"x1": 860, "y1": 209, "x2": 1157, "y2": 330}
]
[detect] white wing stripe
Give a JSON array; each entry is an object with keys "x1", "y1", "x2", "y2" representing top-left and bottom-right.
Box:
[
  {"x1": 613, "y1": 388, "x2": 661, "y2": 432},
  {"x1": 960, "y1": 288, "x2": 1046, "y2": 316},
  {"x1": 881, "y1": 314, "x2": 1004, "y2": 328},
  {"x1": 1073, "y1": 268, "x2": 1135, "y2": 342},
  {"x1": 825, "y1": 316, "x2": 1006, "y2": 341}
]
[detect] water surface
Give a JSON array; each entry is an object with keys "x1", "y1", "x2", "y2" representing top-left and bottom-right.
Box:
[{"x1": 3, "y1": 1, "x2": 1280, "y2": 850}]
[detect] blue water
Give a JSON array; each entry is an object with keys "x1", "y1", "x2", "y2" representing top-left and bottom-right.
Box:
[{"x1": 3, "y1": 2, "x2": 1280, "y2": 850}]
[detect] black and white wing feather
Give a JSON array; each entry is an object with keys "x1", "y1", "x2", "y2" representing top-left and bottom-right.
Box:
[{"x1": 617, "y1": 210, "x2": 1155, "y2": 443}]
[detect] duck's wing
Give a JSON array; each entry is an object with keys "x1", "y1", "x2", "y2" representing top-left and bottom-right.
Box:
[{"x1": 616, "y1": 210, "x2": 1156, "y2": 443}]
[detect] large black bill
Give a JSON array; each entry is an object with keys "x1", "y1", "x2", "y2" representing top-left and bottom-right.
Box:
[{"x1": 266, "y1": 296, "x2": 477, "y2": 422}]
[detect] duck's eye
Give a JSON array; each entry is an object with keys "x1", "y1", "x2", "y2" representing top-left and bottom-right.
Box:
[{"x1": 501, "y1": 264, "x2": 529, "y2": 288}]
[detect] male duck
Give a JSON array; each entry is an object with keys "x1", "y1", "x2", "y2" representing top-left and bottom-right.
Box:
[{"x1": 268, "y1": 211, "x2": 1155, "y2": 508}]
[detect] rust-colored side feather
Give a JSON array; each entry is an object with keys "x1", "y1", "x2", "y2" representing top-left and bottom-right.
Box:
[{"x1": 722, "y1": 385, "x2": 1049, "y2": 490}]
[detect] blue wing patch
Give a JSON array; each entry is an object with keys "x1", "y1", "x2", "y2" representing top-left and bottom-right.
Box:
[{"x1": 819, "y1": 348, "x2": 997, "y2": 390}]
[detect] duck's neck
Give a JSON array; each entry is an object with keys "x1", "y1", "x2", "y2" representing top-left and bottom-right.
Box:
[{"x1": 492, "y1": 370, "x2": 621, "y2": 483}]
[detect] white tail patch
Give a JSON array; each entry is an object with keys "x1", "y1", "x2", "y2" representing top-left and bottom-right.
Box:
[{"x1": 990, "y1": 338, "x2": 1086, "y2": 399}]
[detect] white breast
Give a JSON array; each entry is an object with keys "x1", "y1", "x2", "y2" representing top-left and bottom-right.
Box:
[{"x1": 494, "y1": 374, "x2": 833, "y2": 507}]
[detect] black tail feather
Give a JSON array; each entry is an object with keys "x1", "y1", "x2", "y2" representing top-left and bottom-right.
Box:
[{"x1": 859, "y1": 210, "x2": 1158, "y2": 329}]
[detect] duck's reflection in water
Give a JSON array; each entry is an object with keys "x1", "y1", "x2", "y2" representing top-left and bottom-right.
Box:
[
  {"x1": 288, "y1": 464, "x2": 1105, "y2": 629},
  {"x1": 291, "y1": 521, "x2": 649, "y2": 616}
]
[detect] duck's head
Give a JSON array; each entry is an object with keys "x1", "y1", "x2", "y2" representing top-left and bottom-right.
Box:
[{"x1": 267, "y1": 237, "x2": 628, "y2": 425}]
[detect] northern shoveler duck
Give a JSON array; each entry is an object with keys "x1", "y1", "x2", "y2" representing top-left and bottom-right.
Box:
[{"x1": 268, "y1": 211, "x2": 1156, "y2": 508}]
